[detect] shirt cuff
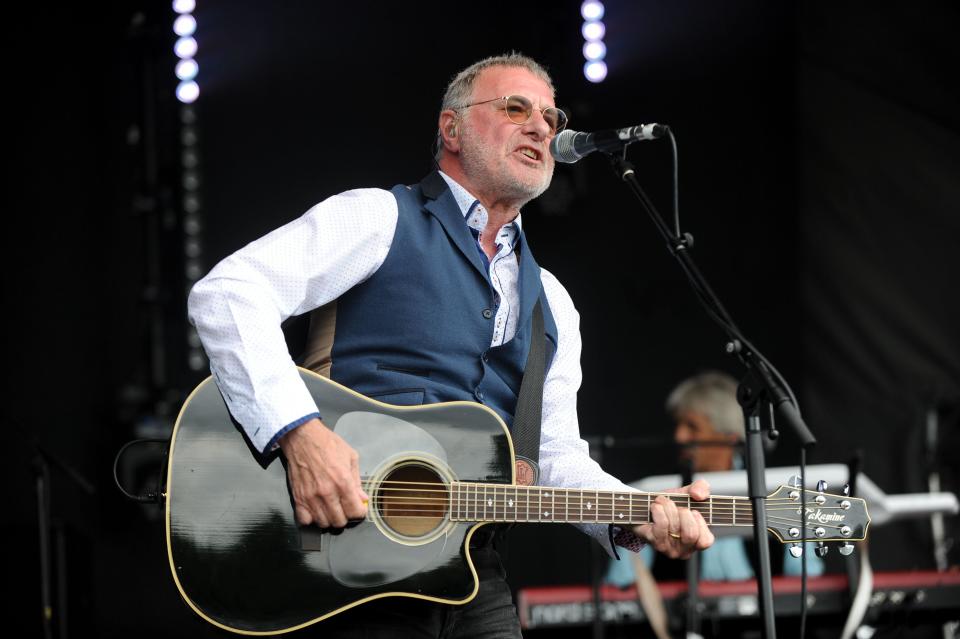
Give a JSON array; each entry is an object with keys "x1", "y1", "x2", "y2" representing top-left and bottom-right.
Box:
[
  {"x1": 266, "y1": 412, "x2": 322, "y2": 452},
  {"x1": 612, "y1": 526, "x2": 646, "y2": 554}
]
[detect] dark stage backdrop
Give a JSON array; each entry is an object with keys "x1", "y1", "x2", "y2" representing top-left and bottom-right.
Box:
[{"x1": 6, "y1": 1, "x2": 958, "y2": 636}]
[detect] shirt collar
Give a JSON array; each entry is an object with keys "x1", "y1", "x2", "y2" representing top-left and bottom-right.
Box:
[{"x1": 437, "y1": 171, "x2": 523, "y2": 232}]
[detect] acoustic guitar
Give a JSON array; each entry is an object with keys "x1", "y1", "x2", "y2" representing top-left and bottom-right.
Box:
[{"x1": 164, "y1": 368, "x2": 870, "y2": 635}]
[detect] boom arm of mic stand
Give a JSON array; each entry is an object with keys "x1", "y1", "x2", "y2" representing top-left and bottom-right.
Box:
[
  {"x1": 604, "y1": 151, "x2": 815, "y2": 639},
  {"x1": 606, "y1": 153, "x2": 816, "y2": 449}
]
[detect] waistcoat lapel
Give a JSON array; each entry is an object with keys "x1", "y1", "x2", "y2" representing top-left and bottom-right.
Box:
[{"x1": 420, "y1": 171, "x2": 489, "y2": 282}]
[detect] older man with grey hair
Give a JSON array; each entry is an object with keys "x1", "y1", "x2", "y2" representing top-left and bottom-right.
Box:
[{"x1": 189, "y1": 53, "x2": 714, "y2": 637}]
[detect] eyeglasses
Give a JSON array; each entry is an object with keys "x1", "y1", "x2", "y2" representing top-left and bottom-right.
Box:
[{"x1": 456, "y1": 95, "x2": 568, "y2": 136}]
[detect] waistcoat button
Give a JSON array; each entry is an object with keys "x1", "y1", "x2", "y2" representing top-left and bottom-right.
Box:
[{"x1": 482, "y1": 308, "x2": 493, "y2": 319}]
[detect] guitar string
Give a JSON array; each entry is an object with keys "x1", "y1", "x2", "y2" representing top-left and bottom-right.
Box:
[
  {"x1": 367, "y1": 509, "x2": 857, "y2": 536},
  {"x1": 369, "y1": 493, "x2": 848, "y2": 513},
  {"x1": 366, "y1": 493, "x2": 847, "y2": 513},
  {"x1": 365, "y1": 479, "x2": 839, "y2": 495},
  {"x1": 364, "y1": 483, "x2": 834, "y2": 504},
  {"x1": 363, "y1": 486, "x2": 849, "y2": 508},
  {"x1": 371, "y1": 497, "x2": 852, "y2": 521}
]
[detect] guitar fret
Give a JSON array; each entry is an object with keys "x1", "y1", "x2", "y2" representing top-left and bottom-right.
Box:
[{"x1": 709, "y1": 496, "x2": 713, "y2": 525}]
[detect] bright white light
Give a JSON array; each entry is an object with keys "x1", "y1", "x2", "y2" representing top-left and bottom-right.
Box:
[
  {"x1": 581, "y1": 1, "x2": 604, "y2": 21},
  {"x1": 172, "y1": 0, "x2": 196, "y2": 14},
  {"x1": 174, "y1": 36, "x2": 197, "y2": 59},
  {"x1": 584, "y1": 60, "x2": 608, "y2": 83},
  {"x1": 583, "y1": 41, "x2": 607, "y2": 61},
  {"x1": 581, "y1": 20, "x2": 606, "y2": 42},
  {"x1": 174, "y1": 14, "x2": 196, "y2": 36},
  {"x1": 176, "y1": 58, "x2": 198, "y2": 80},
  {"x1": 177, "y1": 80, "x2": 200, "y2": 103}
]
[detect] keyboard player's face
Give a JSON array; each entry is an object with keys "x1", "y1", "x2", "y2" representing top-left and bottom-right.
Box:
[{"x1": 673, "y1": 410, "x2": 738, "y2": 473}]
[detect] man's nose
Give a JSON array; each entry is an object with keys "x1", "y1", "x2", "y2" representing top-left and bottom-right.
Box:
[{"x1": 523, "y1": 109, "x2": 552, "y2": 139}]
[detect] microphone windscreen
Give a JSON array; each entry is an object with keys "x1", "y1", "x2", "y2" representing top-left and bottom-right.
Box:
[{"x1": 549, "y1": 129, "x2": 583, "y2": 164}]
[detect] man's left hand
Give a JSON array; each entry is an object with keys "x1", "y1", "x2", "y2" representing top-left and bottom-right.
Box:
[{"x1": 633, "y1": 479, "x2": 715, "y2": 559}]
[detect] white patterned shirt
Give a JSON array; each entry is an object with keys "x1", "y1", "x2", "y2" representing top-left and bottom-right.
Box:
[{"x1": 187, "y1": 172, "x2": 643, "y2": 554}]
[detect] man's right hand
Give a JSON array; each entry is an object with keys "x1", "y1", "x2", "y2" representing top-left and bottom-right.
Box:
[{"x1": 278, "y1": 417, "x2": 369, "y2": 528}]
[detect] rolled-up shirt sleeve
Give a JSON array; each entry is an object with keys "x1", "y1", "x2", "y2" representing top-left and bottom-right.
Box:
[
  {"x1": 538, "y1": 268, "x2": 645, "y2": 555},
  {"x1": 187, "y1": 188, "x2": 398, "y2": 453}
]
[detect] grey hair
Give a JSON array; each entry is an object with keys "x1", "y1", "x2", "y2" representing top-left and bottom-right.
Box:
[
  {"x1": 434, "y1": 53, "x2": 556, "y2": 160},
  {"x1": 665, "y1": 371, "x2": 745, "y2": 440}
]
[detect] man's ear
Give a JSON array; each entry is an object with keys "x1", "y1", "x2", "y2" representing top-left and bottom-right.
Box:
[{"x1": 438, "y1": 110, "x2": 460, "y2": 153}]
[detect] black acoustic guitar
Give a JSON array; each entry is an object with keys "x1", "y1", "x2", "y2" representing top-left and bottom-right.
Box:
[{"x1": 165, "y1": 368, "x2": 870, "y2": 635}]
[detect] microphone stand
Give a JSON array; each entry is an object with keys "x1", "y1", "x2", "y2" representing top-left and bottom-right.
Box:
[
  {"x1": 604, "y1": 151, "x2": 817, "y2": 639},
  {"x1": 680, "y1": 458, "x2": 702, "y2": 639}
]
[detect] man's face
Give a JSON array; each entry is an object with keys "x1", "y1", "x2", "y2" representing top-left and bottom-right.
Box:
[
  {"x1": 456, "y1": 67, "x2": 556, "y2": 204},
  {"x1": 673, "y1": 410, "x2": 737, "y2": 473}
]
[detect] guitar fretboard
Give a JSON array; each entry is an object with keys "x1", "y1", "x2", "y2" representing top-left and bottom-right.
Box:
[{"x1": 448, "y1": 482, "x2": 755, "y2": 527}]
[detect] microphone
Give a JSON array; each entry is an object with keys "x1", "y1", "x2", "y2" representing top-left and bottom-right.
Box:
[{"x1": 550, "y1": 123, "x2": 669, "y2": 164}]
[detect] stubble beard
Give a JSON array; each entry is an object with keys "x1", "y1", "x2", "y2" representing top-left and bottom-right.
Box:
[{"x1": 458, "y1": 124, "x2": 554, "y2": 207}]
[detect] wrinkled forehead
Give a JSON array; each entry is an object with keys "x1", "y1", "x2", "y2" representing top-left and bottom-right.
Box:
[{"x1": 473, "y1": 66, "x2": 556, "y2": 106}]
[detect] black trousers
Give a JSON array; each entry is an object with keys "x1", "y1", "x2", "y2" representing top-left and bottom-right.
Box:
[{"x1": 308, "y1": 546, "x2": 522, "y2": 638}]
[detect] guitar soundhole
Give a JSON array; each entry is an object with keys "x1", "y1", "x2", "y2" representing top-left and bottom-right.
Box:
[{"x1": 377, "y1": 463, "x2": 448, "y2": 538}]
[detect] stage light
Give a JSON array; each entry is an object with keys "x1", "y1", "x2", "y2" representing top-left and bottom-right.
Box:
[
  {"x1": 176, "y1": 59, "x2": 198, "y2": 81},
  {"x1": 172, "y1": 0, "x2": 195, "y2": 14},
  {"x1": 582, "y1": 20, "x2": 605, "y2": 42},
  {"x1": 184, "y1": 214, "x2": 201, "y2": 235},
  {"x1": 174, "y1": 14, "x2": 196, "y2": 37},
  {"x1": 176, "y1": 80, "x2": 199, "y2": 104},
  {"x1": 184, "y1": 194, "x2": 200, "y2": 213},
  {"x1": 175, "y1": 36, "x2": 197, "y2": 59},
  {"x1": 182, "y1": 169, "x2": 200, "y2": 191},
  {"x1": 584, "y1": 60, "x2": 608, "y2": 83},
  {"x1": 583, "y1": 41, "x2": 606, "y2": 61},
  {"x1": 581, "y1": 1, "x2": 604, "y2": 21}
]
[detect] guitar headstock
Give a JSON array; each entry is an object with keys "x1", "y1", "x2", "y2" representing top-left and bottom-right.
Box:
[{"x1": 765, "y1": 482, "x2": 870, "y2": 556}]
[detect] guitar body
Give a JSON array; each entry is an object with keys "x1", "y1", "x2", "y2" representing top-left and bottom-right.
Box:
[{"x1": 166, "y1": 369, "x2": 515, "y2": 635}]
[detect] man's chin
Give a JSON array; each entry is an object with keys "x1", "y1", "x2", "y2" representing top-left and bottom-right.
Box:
[{"x1": 509, "y1": 169, "x2": 552, "y2": 202}]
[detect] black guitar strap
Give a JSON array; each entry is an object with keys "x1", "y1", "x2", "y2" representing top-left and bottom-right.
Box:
[{"x1": 512, "y1": 299, "x2": 545, "y2": 486}]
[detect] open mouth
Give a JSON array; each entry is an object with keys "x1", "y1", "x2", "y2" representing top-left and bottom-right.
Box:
[{"x1": 517, "y1": 147, "x2": 541, "y2": 162}]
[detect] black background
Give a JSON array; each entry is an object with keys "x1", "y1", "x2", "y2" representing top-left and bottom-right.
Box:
[{"x1": 7, "y1": 1, "x2": 959, "y2": 636}]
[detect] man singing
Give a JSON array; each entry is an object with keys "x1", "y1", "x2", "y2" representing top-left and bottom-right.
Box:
[{"x1": 189, "y1": 53, "x2": 714, "y2": 637}]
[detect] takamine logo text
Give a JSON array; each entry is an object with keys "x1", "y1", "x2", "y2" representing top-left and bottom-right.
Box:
[{"x1": 806, "y1": 508, "x2": 844, "y2": 524}]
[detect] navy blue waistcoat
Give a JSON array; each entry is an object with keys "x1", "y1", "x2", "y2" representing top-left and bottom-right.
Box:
[{"x1": 326, "y1": 172, "x2": 558, "y2": 428}]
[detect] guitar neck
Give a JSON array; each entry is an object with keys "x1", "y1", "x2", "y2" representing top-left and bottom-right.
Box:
[{"x1": 449, "y1": 481, "x2": 755, "y2": 527}]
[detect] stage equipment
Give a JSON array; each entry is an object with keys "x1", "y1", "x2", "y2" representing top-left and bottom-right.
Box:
[{"x1": 516, "y1": 570, "x2": 960, "y2": 631}]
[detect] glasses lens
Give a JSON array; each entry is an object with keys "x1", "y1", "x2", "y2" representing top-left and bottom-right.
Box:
[
  {"x1": 543, "y1": 107, "x2": 567, "y2": 134},
  {"x1": 504, "y1": 95, "x2": 533, "y2": 125}
]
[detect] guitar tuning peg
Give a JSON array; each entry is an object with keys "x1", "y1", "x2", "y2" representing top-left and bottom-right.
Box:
[
  {"x1": 839, "y1": 542, "x2": 855, "y2": 556},
  {"x1": 788, "y1": 475, "x2": 802, "y2": 489},
  {"x1": 789, "y1": 543, "x2": 803, "y2": 558},
  {"x1": 817, "y1": 479, "x2": 828, "y2": 493},
  {"x1": 843, "y1": 483, "x2": 850, "y2": 496},
  {"x1": 815, "y1": 541, "x2": 829, "y2": 557}
]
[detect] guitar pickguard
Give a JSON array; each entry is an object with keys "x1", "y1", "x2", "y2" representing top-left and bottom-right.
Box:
[{"x1": 329, "y1": 411, "x2": 454, "y2": 588}]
